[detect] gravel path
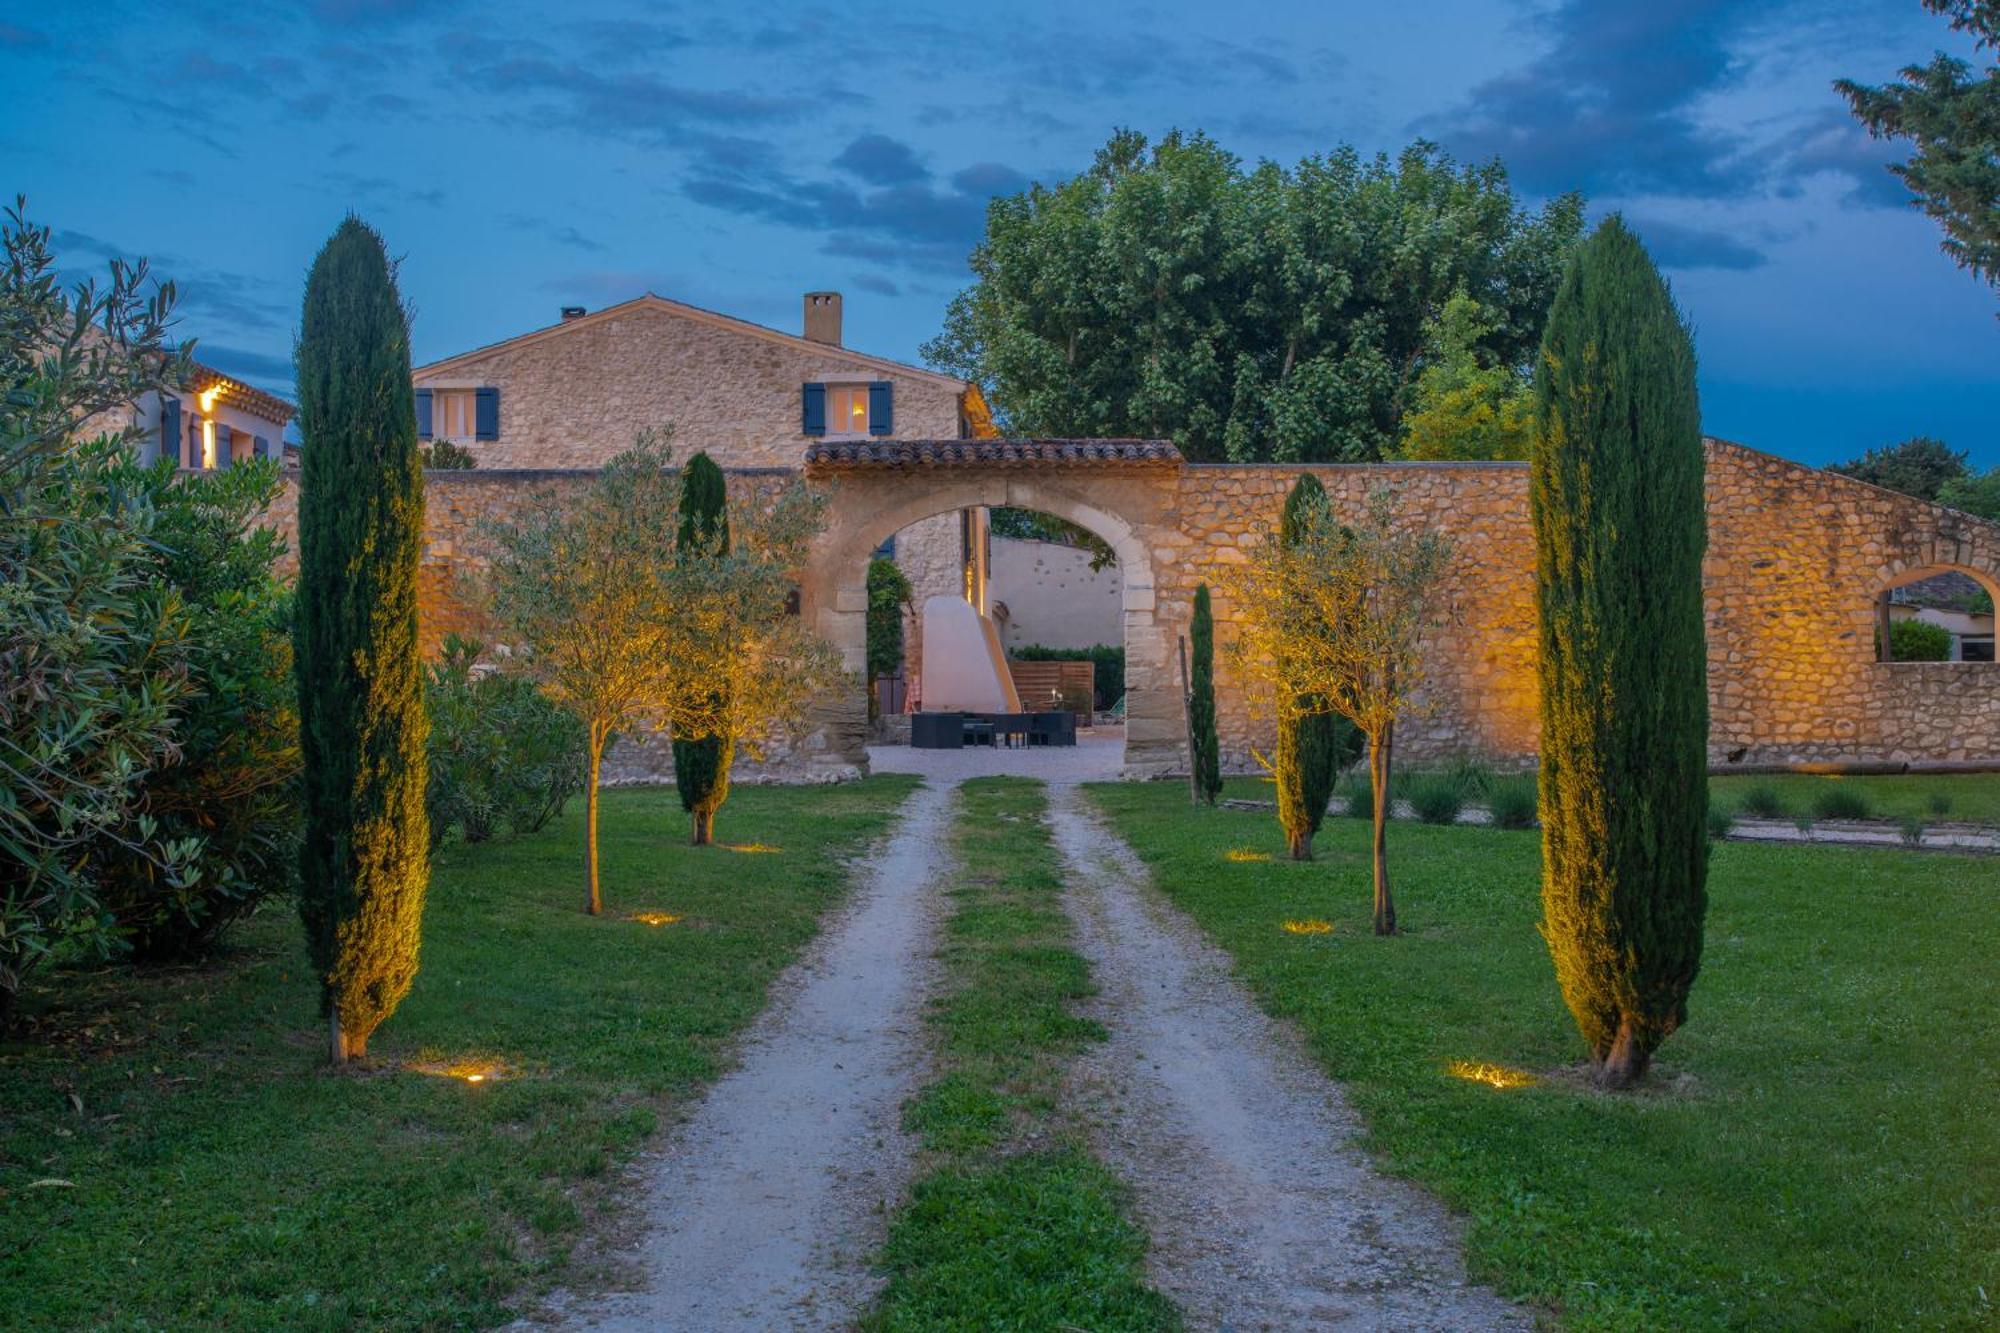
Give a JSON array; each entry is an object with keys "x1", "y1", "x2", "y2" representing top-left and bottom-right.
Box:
[
  {"x1": 539, "y1": 781, "x2": 953, "y2": 1332},
  {"x1": 1046, "y1": 785, "x2": 1526, "y2": 1332}
]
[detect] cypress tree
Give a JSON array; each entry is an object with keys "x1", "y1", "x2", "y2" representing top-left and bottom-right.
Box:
[
  {"x1": 1274, "y1": 475, "x2": 1350, "y2": 860},
  {"x1": 673, "y1": 452, "x2": 732, "y2": 846},
  {"x1": 294, "y1": 217, "x2": 429, "y2": 1064},
  {"x1": 1189, "y1": 584, "x2": 1222, "y2": 803},
  {"x1": 1532, "y1": 216, "x2": 1709, "y2": 1090}
]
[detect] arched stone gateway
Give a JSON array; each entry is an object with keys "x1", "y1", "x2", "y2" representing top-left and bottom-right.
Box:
[
  {"x1": 262, "y1": 437, "x2": 2000, "y2": 780},
  {"x1": 800, "y1": 439, "x2": 1187, "y2": 777}
]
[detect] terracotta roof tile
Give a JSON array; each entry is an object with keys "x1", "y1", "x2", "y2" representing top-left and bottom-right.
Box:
[{"x1": 803, "y1": 438, "x2": 1181, "y2": 472}]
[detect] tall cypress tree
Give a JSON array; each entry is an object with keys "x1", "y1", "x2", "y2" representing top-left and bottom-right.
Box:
[
  {"x1": 1189, "y1": 583, "x2": 1222, "y2": 803},
  {"x1": 673, "y1": 452, "x2": 732, "y2": 846},
  {"x1": 1274, "y1": 475, "x2": 1350, "y2": 859},
  {"x1": 1532, "y1": 216, "x2": 1709, "y2": 1090},
  {"x1": 294, "y1": 217, "x2": 429, "y2": 1064}
]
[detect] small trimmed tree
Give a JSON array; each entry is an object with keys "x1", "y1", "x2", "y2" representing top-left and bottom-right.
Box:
[
  {"x1": 673, "y1": 453, "x2": 731, "y2": 846},
  {"x1": 294, "y1": 216, "x2": 430, "y2": 1064},
  {"x1": 487, "y1": 433, "x2": 685, "y2": 914},
  {"x1": 1532, "y1": 216, "x2": 1709, "y2": 1090},
  {"x1": 1189, "y1": 584, "x2": 1222, "y2": 803},
  {"x1": 865, "y1": 556, "x2": 913, "y2": 721},
  {"x1": 1271, "y1": 475, "x2": 1352, "y2": 859},
  {"x1": 1227, "y1": 488, "x2": 1450, "y2": 931}
]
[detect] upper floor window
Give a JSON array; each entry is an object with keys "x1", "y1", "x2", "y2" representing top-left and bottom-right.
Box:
[
  {"x1": 802, "y1": 380, "x2": 893, "y2": 437},
  {"x1": 417, "y1": 386, "x2": 500, "y2": 442}
]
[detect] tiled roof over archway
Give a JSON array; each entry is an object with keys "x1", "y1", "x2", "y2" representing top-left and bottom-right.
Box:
[{"x1": 803, "y1": 438, "x2": 1182, "y2": 473}]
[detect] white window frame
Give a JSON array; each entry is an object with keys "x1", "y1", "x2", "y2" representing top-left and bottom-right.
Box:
[{"x1": 825, "y1": 382, "x2": 873, "y2": 438}]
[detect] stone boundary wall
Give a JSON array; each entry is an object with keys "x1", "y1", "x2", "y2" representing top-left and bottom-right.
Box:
[{"x1": 257, "y1": 440, "x2": 2000, "y2": 783}]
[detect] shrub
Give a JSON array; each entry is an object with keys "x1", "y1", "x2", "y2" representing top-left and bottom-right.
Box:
[
  {"x1": 420, "y1": 439, "x2": 477, "y2": 469},
  {"x1": 1737, "y1": 784, "x2": 1789, "y2": 819},
  {"x1": 1338, "y1": 771, "x2": 1374, "y2": 821},
  {"x1": 1487, "y1": 778, "x2": 1539, "y2": 830},
  {"x1": 1406, "y1": 773, "x2": 1466, "y2": 825},
  {"x1": 425, "y1": 636, "x2": 586, "y2": 852},
  {"x1": 1900, "y1": 816, "x2": 1927, "y2": 847},
  {"x1": 1440, "y1": 755, "x2": 1496, "y2": 799},
  {"x1": 1811, "y1": 785, "x2": 1874, "y2": 822},
  {"x1": 866, "y1": 557, "x2": 912, "y2": 720},
  {"x1": 1189, "y1": 585, "x2": 1222, "y2": 803},
  {"x1": 94, "y1": 458, "x2": 302, "y2": 962},
  {"x1": 1011, "y1": 643, "x2": 1124, "y2": 710},
  {"x1": 1928, "y1": 791, "x2": 1955, "y2": 818},
  {"x1": 1706, "y1": 805, "x2": 1735, "y2": 841},
  {"x1": 1885, "y1": 618, "x2": 1953, "y2": 662}
]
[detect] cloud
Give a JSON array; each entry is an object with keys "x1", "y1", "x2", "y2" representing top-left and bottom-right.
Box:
[
  {"x1": 51, "y1": 227, "x2": 292, "y2": 333},
  {"x1": 852, "y1": 273, "x2": 901, "y2": 297},
  {"x1": 1424, "y1": 0, "x2": 1755, "y2": 199},
  {"x1": 195, "y1": 344, "x2": 296, "y2": 388},
  {"x1": 1623, "y1": 217, "x2": 1768, "y2": 270},
  {"x1": 1782, "y1": 110, "x2": 1912, "y2": 210},
  {"x1": 0, "y1": 22, "x2": 47, "y2": 47},
  {"x1": 835, "y1": 134, "x2": 931, "y2": 186},
  {"x1": 309, "y1": 0, "x2": 460, "y2": 24},
  {"x1": 505, "y1": 214, "x2": 606, "y2": 252},
  {"x1": 478, "y1": 57, "x2": 800, "y2": 142}
]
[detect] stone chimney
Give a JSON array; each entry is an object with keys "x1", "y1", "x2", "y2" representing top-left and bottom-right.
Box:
[
  {"x1": 804, "y1": 291, "x2": 842, "y2": 346},
  {"x1": 560, "y1": 306, "x2": 587, "y2": 321}
]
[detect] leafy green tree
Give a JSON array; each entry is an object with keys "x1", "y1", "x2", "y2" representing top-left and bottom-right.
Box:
[
  {"x1": 988, "y1": 507, "x2": 1117, "y2": 570},
  {"x1": 424, "y1": 635, "x2": 585, "y2": 852},
  {"x1": 673, "y1": 453, "x2": 732, "y2": 846},
  {"x1": 1532, "y1": 217, "x2": 1709, "y2": 1090},
  {"x1": 1829, "y1": 435, "x2": 1968, "y2": 500},
  {"x1": 1189, "y1": 584, "x2": 1222, "y2": 804},
  {"x1": 866, "y1": 556, "x2": 913, "y2": 720},
  {"x1": 1838, "y1": 3, "x2": 2000, "y2": 304},
  {"x1": 924, "y1": 131, "x2": 1583, "y2": 462},
  {"x1": 294, "y1": 216, "x2": 430, "y2": 1064},
  {"x1": 0, "y1": 200, "x2": 198, "y2": 1021},
  {"x1": 1397, "y1": 292, "x2": 1535, "y2": 461},
  {"x1": 1938, "y1": 464, "x2": 2000, "y2": 518},
  {"x1": 488, "y1": 433, "x2": 687, "y2": 913}
]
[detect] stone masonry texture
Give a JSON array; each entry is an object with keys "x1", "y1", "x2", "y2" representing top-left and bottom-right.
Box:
[{"x1": 259, "y1": 440, "x2": 2000, "y2": 782}]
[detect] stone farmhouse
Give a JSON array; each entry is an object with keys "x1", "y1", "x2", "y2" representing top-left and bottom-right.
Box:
[
  {"x1": 98, "y1": 359, "x2": 295, "y2": 468},
  {"x1": 248, "y1": 286, "x2": 2000, "y2": 783},
  {"x1": 404, "y1": 290, "x2": 1123, "y2": 710}
]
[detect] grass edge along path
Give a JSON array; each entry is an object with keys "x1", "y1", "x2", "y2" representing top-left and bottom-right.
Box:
[
  {"x1": 864, "y1": 776, "x2": 1179, "y2": 1332},
  {"x1": 0, "y1": 778, "x2": 918, "y2": 1331},
  {"x1": 1085, "y1": 780, "x2": 2000, "y2": 1330}
]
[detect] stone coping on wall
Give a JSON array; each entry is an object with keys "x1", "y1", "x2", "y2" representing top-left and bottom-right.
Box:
[{"x1": 803, "y1": 438, "x2": 1183, "y2": 474}]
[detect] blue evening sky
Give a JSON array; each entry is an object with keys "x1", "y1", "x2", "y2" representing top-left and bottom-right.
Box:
[{"x1": 6, "y1": 0, "x2": 1995, "y2": 466}]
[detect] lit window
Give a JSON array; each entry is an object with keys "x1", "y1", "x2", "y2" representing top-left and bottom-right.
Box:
[
  {"x1": 433, "y1": 389, "x2": 476, "y2": 440},
  {"x1": 829, "y1": 384, "x2": 871, "y2": 435}
]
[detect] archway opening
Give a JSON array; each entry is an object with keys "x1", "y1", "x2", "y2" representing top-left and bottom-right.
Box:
[
  {"x1": 865, "y1": 503, "x2": 1130, "y2": 764},
  {"x1": 1875, "y1": 566, "x2": 1998, "y2": 663}
]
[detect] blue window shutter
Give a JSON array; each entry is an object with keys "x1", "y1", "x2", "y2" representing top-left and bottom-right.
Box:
[
  {"x1": 869, "y1": 381, "x2": 893, "y2": 436},
  {"x1": 254, "y1": 434, "x2": 269, "y2": 460},
  {"x1": 160, "y1": 396, "x2": 180, "y2": 465},
  {"x1": 414, "y1": 388, "x2": 433, "y2": 440},
  {"x1": 213, "y1": 424, "x2": 232, "y2": 470},
  {"x1": 474, "y1": 386, "x2": 500, "y2": 440},
  {"x1": 802, "y1": 381, "x2": 826, "y2": 435}
]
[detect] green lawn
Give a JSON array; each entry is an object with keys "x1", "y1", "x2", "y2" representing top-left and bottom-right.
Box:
[
  {"x1": 867, "y1": 777, "x2": 1176, "y2": 1332},
  {"x1": 1087, "y1": 781, "x2": 2000, "y2": 1330},
  {"x1": 0, "y1": 778, "x2": 917, "y2": 1330}
]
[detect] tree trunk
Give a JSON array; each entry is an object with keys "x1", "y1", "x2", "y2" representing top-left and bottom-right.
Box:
[
  {"x1": 692, "y1": 808, "x2": 715, "y2": 847},
  {"x1": 1287, "y1": 827, "x2": 1314, "y2": 861},
  {"x1": 1595, "y1": 1015, "x2": 1650, "y2": 1089},
  {"x1": 585, "y1": 727, "x2": 604, "y2": 916},
  {"x1": 329, "y1": 1011, "x2": 365, "y2": 1063},
  {"x1": 1370, "y1": 731, "x2": 1396, "y2": 935}
]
